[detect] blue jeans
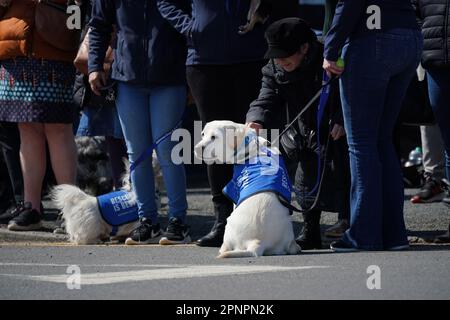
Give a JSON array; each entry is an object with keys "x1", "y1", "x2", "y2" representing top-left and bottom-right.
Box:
[
  {"x1": 116, "y1": 82, "x2": 188, "y2": 223},
  {"x1": 339, "y1": 29, "x2": 423, "y2": 250},
  {"x1": 426, "y1": 68, "x2": 450, "y2": 181}
]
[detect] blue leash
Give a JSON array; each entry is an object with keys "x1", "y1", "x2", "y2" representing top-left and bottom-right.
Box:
[
  {"x1": 129, "y1": 113, "x2": 185, "y2": 173},
  {"x1": 307, "y1": 72, "x2": 332, "y2": 196},
  {"x1": 274, "y1": 73, "x2": 336, "y2": 213}
]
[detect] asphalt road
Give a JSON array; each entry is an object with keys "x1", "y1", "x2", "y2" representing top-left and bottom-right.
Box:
[
  {"x1": 0, "y1": 188, "x2": 449, "y2": 300},
  {"x1": 0, "y1": 244, "x2": 449, "y2": 300}
]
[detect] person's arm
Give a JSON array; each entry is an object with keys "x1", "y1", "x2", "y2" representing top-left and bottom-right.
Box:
[
  {"x1": 323, "y1": 0, "x2": 339, "y2": 35},
  {"x1": 157, "y1": 0, "x2": 193, "y2": 36},
  {"x1": 246, "y1": 63, "x2": 284, "y2": 128},
  {"x1": 411, "y1": 0, "x2": 423, "y2": 28},
  {"x1": 323, "y1": 0, "x2": 366, "y2": 62},
  {"x1": 88, "y1": 0, "x2": 115, "y2": 95},
  {"x1": 88, "y1": 0, "x2": 114, "y2": 75}
]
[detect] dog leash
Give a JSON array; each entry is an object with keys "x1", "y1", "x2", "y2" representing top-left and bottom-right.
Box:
[
  {"x1": 272, "y1": 73, "x2": 338, "y2": 214},
  {"x1": 129, "y1": 111, "x2": 186, "y2": 173},
  {"x1": 278, "y1": 129, "x2": 331, "y2": 214},
  {"x1": 271, "y1": 74, "x2": 338, "y2": 146}
]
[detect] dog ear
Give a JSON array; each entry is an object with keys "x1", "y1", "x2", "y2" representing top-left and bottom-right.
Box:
[{"x1": 224, "y1": 125, "x2": 247, "y2": 150}]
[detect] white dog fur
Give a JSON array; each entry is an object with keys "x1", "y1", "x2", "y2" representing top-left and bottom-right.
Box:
[
  {"x1": 51, "y1": 167, "x2": 139, "y2": 245},
  {"x1": 195, "y1": 120, "x2": 301, "y2": 258}
]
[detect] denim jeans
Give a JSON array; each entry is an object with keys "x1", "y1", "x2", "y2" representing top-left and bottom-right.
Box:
[
  {"x1": 339, "y1": 29, "x2": 423, "y2": 250},
  {"x1": 116, "y1": 82, "x2": 188, "y2": 223},
  {"x1": 426, "y1": 68, "x2": 450, "y2": 181}
]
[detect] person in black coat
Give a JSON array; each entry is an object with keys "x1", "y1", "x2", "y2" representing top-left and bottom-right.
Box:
[
  {"x1": 413, "y1": 0, "x2": 450, "y2": 243},
  {"x1": 246, "y1": 18, "x2": 350, "y2": 250},
  {"x1": 157, "y1": 0, "x2": 300, "y2": 247}
]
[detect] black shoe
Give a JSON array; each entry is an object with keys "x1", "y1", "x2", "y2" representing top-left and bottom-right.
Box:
[
  {"x1": 434, "y1": 231, "x2": 450, "y2": 243},
  {"x1": 330, "y1": 239, "x2": 359, "y2": 252},
  {"x1": 159, "y1": 217, "x2": 191, "y2": 245},
  {"x1": 434, "y1": 222, "x2": 450, "y2": 244},
  {"x1": 443, "y1": 196, "x2": 450, "y2": 207},
  {"x1": 441, "y1": 179, "x2": 450, "y2": 208},
  {"x1": 7, "y1": 202, "x2": 42, "y2": 231},
  {"x1": 324, "y1": 219, "x2": 349, "y2": 238},
  {"x1": 0, "y1": 202, "x2": 25, "y2": 225},
  {"x1": 411, "y1": 173, "x2": 445, "y2": 203},
  {"x1": 125, "y1": 218, "x2": 162, "y2": 245},
  {"x1": 195, "y1": 227, "x2": 225, "y2": 247},
  {"x1": 295, "y1": 211, "x2": 322, "y2": 250},
  {"x1": 195, "y1": 202, "x2": 232, "y2": 247},
  {"x1": 295, "y1": 227, "x2": 322, "y2": 250}
]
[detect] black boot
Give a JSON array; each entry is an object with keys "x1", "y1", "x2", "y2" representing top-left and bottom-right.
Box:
[
  {"x1": 296, "y1": 210, "x2": 322, "y2": 250},
  {"x1": 195, "y1": 202, "x2": 232, "y2": 247},
  {"x1": 442, "y1": 179, "x2": 450, "y2": 208}
]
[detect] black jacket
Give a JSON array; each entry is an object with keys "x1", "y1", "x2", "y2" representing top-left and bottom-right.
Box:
[
  {"x1": 414, "y1": 0, "x2": 450, "y2": 68},
  {"x1": 246, "y1": 41, "x2": 342, "y2": 136}
]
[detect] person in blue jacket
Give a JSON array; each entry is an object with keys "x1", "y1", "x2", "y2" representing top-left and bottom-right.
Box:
[
  {"x1": 88, "y1": 0, "x2": 191, "y2": 245},
  {"x1": 323, "y1": 0, "x2": 423, "y2": 251},
  {"x1": 157, "y1": 0, "x2": 300, "y2": 247}
]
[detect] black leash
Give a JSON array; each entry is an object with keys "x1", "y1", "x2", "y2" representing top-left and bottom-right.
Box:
[
  {"x1": 271, "y1": 75, "x2": 338, "y2": 146},
  {"x1": 271, "y1": 75, "x2": 339, "y2": 214},
  {"x1": 278, "y1": 126, "x2": 332, "y2": 214}
]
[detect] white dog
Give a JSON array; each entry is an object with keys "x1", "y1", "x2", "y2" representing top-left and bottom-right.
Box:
[
  {"x1": 51, "y1": 171, "x2": 140, "y2": 245},
  {"x1": 195, "y1": 121, "x2": 301, "y2": 258}
]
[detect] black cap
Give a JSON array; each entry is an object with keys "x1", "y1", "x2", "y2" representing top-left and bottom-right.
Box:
[{"x1": 264, "y1": 18, "x2": 317, "y2": 59}]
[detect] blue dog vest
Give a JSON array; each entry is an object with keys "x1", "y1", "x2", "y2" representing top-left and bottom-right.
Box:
[
  {"x1": 223, "y1": 136, "x2": 292, "y2": 207},
  {"x1": 97, "y1": 190, "x2": 139, "y2": 236}
]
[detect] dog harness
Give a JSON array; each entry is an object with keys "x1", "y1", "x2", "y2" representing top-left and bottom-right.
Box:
[
  {"x1": 223, "y1": 135, "x2": 292, "y2": 207},
  {"x1": 97, "y1": 190, "x2": 139, "y2": 236}
]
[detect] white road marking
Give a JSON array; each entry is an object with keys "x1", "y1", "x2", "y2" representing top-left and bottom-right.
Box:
[
  {"x1": 0, "y1": 263, "x2": 179, "y2": 268},
  {"x1": 0, "y1": 265, "x2": 330, "y2": 285}
]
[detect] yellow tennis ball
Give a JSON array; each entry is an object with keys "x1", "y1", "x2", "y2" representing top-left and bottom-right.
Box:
[{"x1": 336, "y1": 58, "x2": 345, "y2": 68}]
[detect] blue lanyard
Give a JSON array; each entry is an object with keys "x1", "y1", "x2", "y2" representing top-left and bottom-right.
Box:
[
  {"x1": 307, "y1": 72, "x2": 332, "y2": 196},
  {"x1": 129, "y1": 113, "x2": 185, "y2": 173}
]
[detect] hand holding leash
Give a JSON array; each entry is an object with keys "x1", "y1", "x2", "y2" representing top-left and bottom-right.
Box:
[{"x1": 323, "y1": 57, "x2": 345, "y2": 78}]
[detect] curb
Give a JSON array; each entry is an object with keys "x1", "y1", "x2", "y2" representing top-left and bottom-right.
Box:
[{"x1": 0, "y1": 227, "x2": 68, "y2": 243}]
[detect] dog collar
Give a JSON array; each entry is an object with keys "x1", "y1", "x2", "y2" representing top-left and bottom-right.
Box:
[{"x1": 223, "y1": 148, "x2": 292, "y2": 207}]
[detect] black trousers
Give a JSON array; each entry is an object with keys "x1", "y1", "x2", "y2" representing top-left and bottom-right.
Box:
[
  {"x1": 0, "y1": 122, "x2": 24, "y2": 204},
  {"x1": 290, "y1": 137, "x2": 350, "y2": 222},
  {"x1": 187, "y1": 61, "x2": 265, "y2": 207}
]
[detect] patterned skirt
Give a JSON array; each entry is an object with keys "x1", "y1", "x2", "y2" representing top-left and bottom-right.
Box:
[{"x1": 0, "y1": 57, "x2": 76, "y2": 124}]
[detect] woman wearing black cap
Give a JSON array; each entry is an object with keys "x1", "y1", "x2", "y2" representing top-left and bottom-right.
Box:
[{"x1": 246, "y1": 17, "x2": 351, "y2": 250}]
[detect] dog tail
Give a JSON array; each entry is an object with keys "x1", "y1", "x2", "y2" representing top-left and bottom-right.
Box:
[
  {"x1": 50, "y1": 184, "x2": 92, "y2": 210},
  {"x1": 217, "y1": 250, "x2": 258, "y2": 259}
]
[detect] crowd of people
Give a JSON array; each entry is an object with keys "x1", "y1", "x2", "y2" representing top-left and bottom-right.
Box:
[{"x1": 0, "y1": 0, "x2": 449, "y2": 250}]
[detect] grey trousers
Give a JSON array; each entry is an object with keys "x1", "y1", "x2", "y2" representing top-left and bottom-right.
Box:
[{"x1": 421, "y1": 124, "x2": 445, "y2": 180}]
